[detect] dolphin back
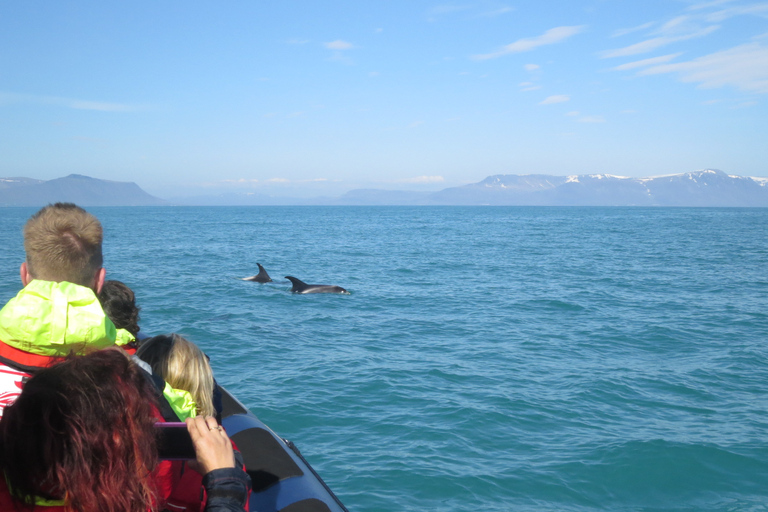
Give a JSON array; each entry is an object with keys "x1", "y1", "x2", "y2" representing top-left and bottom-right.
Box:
[{"x1": 285, "y1": 276, "x2": 348, "y2": 294}]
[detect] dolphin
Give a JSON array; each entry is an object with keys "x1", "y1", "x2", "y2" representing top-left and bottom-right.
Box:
[
  {"x1": 285, "y1": 276, "x2": 349, "y2": 294},
  {"x1": 241, "y1": 263, "x2": 273, "y2": 283}
]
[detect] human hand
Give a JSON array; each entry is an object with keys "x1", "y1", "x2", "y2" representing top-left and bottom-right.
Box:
[{"x1": 185, "y1": 415, "x2": 235, "y2": 475}]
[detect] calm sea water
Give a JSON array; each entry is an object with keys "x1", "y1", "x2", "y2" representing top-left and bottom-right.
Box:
[{"x1": 1, "y1": 206, "x2": 767, "y2": 511}]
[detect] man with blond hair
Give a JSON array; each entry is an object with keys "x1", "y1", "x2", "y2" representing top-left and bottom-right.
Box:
[
  {"x1": 0, "y1": 203, "x2": 116, "y2": 416},
  {"x1": 0, "y1": 203, "x2": 213, "y2": 508}
]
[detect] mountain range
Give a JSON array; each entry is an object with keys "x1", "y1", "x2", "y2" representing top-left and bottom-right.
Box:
[
  {"x1": 0, "y1": 174, "x2": 166, "y2": 206},
  {"x1": 1, "y1": 170, "x2": 767, "y2": 207}
]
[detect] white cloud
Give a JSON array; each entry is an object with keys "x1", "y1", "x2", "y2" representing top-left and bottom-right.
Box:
[
  {"x1": 612, "y1": 22, "x2": 655, "y2": 38},
  {"x1": 600, "y1": 25, "x2": 719, "y2": 57},
  {"x1": 222, "y1": 178, "x2": 259, "y2": 185},
  {"x1": 704, "y1": 3, "x2": 768, "y2": 22},
  {"x1": 400, "y1": 176, "x2": 445, "y2": 184},
  {"x1": 69, "y1": 100, "x2": 135, "y2": 112},
  {"x1": 566, "y1": 111, "x2": 580, "y2": 116},
  {"x1": 472, "y1": 26, "x2": 585, "y2": 60},
  {"x1": 478, "y1": 7, "x2": 515, "y2": 17},
  {"x1": 688, "y1": 0, "x2": 738, "y2": 11},
  {"x1": 524, "y1": 63, "x2": 540, "y2": 71},
  {"x1": 578, "y1": 116, "x2": 606, "y2": 123},
  {"x1": 638, "y1": 42, "x2": 768, "y2": 93},
  {"x1": 539, "y1": 95, "x2": 570, "y2": 105},
  {"x1": 0, "y1": 91, "x2": 137, "y2": 112},
  {"x1": 428, "y1": 4, "x2": 472, "y2": 20},
  {"x1": 324, "y1": 40, "x2": 354, "y2": 50},
  {"x1": 613, "y1": 53, "x2": 683, "y2": 70}
]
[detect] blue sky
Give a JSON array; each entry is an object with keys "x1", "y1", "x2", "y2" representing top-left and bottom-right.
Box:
[{"x1": 1, "y1": 1, "x2": 767, "y2": 198}]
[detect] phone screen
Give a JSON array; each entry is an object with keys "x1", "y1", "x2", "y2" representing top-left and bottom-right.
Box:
[{"x1": 155, "y1": 422, "x2": 196, "y2": 460}]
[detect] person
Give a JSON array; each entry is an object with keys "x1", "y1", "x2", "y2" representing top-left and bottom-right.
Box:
[
  {"x1": 137, "y1": 334, "x2": 217, "y2": 418},
  {"x1": 0, "y1": 204, "x2": 208, "y2": 508},
  {"x1": 99, "y1": 279, "x2": 146, "y2": 354},
  {"x1": 0, "y1": 349, "x2": 251, "y2": 512},
  {"x1": 0, "y1": 203, "x2": 115, "y2": 416},
  {"x1": 137, "y1": 334, "x2": 236, "y2": 512},
  {"x1": 0, "y1": 204, "x2": 185, "y2": 421}
]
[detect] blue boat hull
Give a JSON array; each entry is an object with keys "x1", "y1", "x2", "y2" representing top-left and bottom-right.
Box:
[{"x1": 220, "y1": 387, "x2": 348, "y2": 512}]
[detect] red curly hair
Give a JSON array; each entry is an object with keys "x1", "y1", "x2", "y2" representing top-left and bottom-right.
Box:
[{"x1": 0, "y1": 349, "x2": 160, "y2": 512}]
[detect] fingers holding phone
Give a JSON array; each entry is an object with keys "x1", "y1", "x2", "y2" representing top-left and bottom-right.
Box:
[{"x1": 185, "y1": 415, "x2": 235, "y2": 475}]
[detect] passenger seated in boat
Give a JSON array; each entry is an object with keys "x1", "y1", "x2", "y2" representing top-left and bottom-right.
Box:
[
  {"x1": 0, "y1": 203, "x2": 113, "y2": 418},
  {"x1": 0, "y1": 349, "x2": 250, "y2": 512},
  {"x1": 137, "y1": 333, "x2": 219, "y2": 418},
  {"x1": 99, "y1": 279, "x2": 145, "y2": 354},
  {"x1": 136, "y1": 334, "x2": 240, "y2": 511}
]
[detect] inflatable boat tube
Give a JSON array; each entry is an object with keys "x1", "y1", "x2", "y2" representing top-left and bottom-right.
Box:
[{"x1": 219, "y1": 387, "x2": 348, "y2": 512}]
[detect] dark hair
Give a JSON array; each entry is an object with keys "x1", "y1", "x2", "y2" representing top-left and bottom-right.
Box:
[
  {"x1": 23, "y1": 203, "x2": 104, "y2": 287},
  {"x1": 0, "y1": 349, "x2": 159, "y2": 512},
  {"x1": 99, "y1": 280, "x2": 141, "y2": 336}
]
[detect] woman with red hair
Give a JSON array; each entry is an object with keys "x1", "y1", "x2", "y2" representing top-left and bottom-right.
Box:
[{"x1": 0, "y1": 349, "x2": 250, "y2": 512}]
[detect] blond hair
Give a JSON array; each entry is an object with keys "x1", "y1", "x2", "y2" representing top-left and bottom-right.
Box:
[
  {"x1": 23, "y1": 203, "x2": 103, "y2": 287},
  {"x1": 136, "y1": 334, "x2": 216, "y2": 418}
]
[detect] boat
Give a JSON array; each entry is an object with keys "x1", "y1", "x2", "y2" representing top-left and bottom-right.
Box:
[{"x1": 219, "y1": 386, "x2": 348, "y2": 512}]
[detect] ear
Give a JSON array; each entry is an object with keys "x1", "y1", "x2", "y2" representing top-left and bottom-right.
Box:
[
  {"x1": 94, "y1": 268, "x2": 106, "y2": 294},
  {"x1": 20, "y1": 262, "x2": 33, "y2": 287}
]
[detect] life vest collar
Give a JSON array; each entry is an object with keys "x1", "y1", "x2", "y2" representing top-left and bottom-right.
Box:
[
  {"x1": 0, "y1": 339, "x2": 64, "y2": 373},
  {"x1": 0, "y1": 280, "x2": 116, "y2": 358}
]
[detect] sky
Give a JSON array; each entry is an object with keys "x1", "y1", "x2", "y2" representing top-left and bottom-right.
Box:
[{"x1": 1, "y1": 1, "x2": 767, "y2": 199}]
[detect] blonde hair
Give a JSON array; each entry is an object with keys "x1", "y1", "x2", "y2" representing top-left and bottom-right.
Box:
[
  {"x1": 162, "y1": 335, "x2": 215, "y2": 418},
  {"x1": 136, "y1": 334, "x2": 216, "y2": 417},
  {"x1": 23, "y1": 203, "x2": 103, "y2": 287}
]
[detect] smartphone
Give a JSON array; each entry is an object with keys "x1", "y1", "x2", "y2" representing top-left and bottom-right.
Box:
[{"x1": 155, "y1": 422, "x2": 196, "y2": 460}]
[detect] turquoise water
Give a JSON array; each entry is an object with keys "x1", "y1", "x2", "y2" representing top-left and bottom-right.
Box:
[{"x1": 1, "y1": 206, "x2": 767, "y2": 511}]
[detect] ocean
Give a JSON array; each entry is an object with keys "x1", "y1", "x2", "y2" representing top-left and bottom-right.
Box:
[{"x1": 1, "y1": 206, "x2": 767, "y2": 511}]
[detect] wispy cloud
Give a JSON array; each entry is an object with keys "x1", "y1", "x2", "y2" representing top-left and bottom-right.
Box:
[
  {"x1": 430, "y1": 4, "x2": 472, "y2": 15},
  {"x1": 324, "y1": 40, "x2": 354, "y2": 50},
  {"x1": 540, "y1": 95, "x2": 570, "y2": 105},
  {"x1": 519, "y1": 82, "x2": 541, "y2": 91},
  {"x1": 0, "y1": 91, "x2": 139, "y2": 112},
  {"x1": 399, "y1": 175, "x2": 445, "y2": 184},
  {"x1": 578, "y1": 116, "x2": 606, "y2": 123},
  {"x1": 477, "y1": 6, "x2": 515, "y2": 17},
  {"x1": 222, "y1": 178, "x2": 260, "y2": 185},
  {"x1": 637, "y1": 42, "x2": 768, "y2": 93},
  {"x1": 612, "y1": 22, "x2": 655, "y2": 38},
  {"x1": 472, "y1": 26, "x2": 585, "y2": 60},
  {"x1": 69, "y1": 100, "x2": 135, "y2": 112},
  {"x1": 613, "y1": 53, "x2": 683, "y2": 70},
  {"x1": 687, "y1": 0, "x2": 738, "y2": 11},
  {"x1": 600, "y1": 25, "x2": 719, "y2": 58},
  {"x1": 703, "y1": 3, "x2": 768, "y2": 22}
]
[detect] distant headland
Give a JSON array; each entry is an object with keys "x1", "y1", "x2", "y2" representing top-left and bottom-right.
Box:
[{"x1": 2, "y1": 170, "x2": 767, "y2": 207}]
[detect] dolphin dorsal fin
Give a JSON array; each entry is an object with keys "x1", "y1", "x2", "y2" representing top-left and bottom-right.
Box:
[
  {"x1": 256, "y1": 263, "x2": 272, "y2": 281},
  {"x1": 285, "y1": 276, "x2": 308, "y2": 292}
]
